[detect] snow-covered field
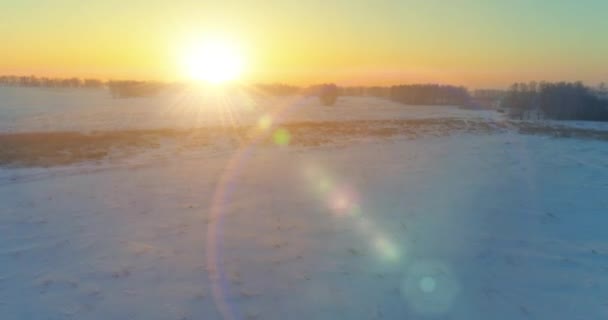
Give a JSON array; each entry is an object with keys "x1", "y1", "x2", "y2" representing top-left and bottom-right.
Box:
[
  {"x1": 1, "y1": 87, "x2": 608, "y2": 319},
  {"x1": 0, "y1": 87, "x2": 499, "y2": 133}
]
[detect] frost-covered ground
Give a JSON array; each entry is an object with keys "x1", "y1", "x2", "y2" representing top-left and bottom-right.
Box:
[
  {"x1": 1, "y1": 87, "x2": 608, "y2": 319},
  {"x1": 0, "y1": 87, "x2": 498, "y2": 133}
]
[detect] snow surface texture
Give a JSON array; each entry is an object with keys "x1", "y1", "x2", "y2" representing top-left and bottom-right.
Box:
[
  {"x1": 1, "y1": 87, "x2": 608, "y2": 319},
  {"x1": 0, "y1": 87, "x2": 499, "y2": 133}
]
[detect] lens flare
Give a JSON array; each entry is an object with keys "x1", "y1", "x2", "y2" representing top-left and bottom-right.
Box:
[
  {"x1": 329, "y1": 186, "x2": 358, "y2": 215},
  {"x1": 258, "y1": 115, "x2": 272, "y2": 130},
  {"x1": 273, "y1": 128, "x2": 291, "y2": 146},
  {"x1": 401, "y1": 260, "x2": 460, "y2": 316},
  {"x1": 330, "y1": 194, "x2": 350, "y2": 213},
  {"x1": 349, "y1": 204, "x2": 362, "y2": 216},
  {"x1": 419, "y1": 276, "x2": 437, "y2": 293},
  {"x1": 304, "y1": 162, "x2": 404, "y2": 268},
  {"x1": 374, "y1": 236, "x2": 400, "y2": 261},
  {"x1": 317, "y1": 177, "x2": 333, "y2": 193}
]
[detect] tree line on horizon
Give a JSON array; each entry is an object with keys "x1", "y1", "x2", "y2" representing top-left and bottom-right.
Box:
[
  {"x1": 0, "y1": 75, "x2": 479, "y2": 104},
  {"x1": 502, "y1": 81, "x2": 608, "y2": 121},
  {"x1": 0, "y1": 75, "x2": 104, "y2": 88},
  {"x1": 253, "y1": 83, "x2": 472, "y2": 106},
  {"x1": 3, "y1": 74, "x2": 608, "y2": 121},
  {"x1": 0, "y1": 75, "x2": 473, "y2": 102},
  {"x1": 0, "y1": 75, "x2": 174, "y2": 98}
]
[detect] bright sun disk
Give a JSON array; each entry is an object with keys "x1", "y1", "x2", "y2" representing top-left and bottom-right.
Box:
[{"x1": 182, "y1": 40, "x2": 244, "y2": 84}]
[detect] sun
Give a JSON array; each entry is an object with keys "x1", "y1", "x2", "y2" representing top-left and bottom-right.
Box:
[{"x1": 182, "y1": 39, "x2": 244, "y2": 84}]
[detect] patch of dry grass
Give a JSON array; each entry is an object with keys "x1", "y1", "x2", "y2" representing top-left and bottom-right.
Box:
[{"x1": 1, "y1": 119, "x2": 606, "y2": 168}]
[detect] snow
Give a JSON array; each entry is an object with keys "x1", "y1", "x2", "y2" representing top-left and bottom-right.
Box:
[
  {"x1": 544, "y1": 119, "x2": 608, "y2": 131},
  {"x1": 0, "y1": 87, "x2": 499, "y2": 133},
  {"x1": 1, "y1": 87, "x2": 608, "y2": 319}
]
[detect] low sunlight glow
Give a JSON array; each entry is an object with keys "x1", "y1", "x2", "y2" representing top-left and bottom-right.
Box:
[
  {"x1": 181, "y1": 39, "x2": 244, "y2": 84},
  {"x1": 3, "y1": 2, "x2": 608, "y2": 320}
]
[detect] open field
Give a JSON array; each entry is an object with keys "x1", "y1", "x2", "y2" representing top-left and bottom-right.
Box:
[
  {"x1": 2, "y1": 118, "x2": 608, "y2": 168},
  {"x1": 1, "y1": 88, "x2": 608, "y2": 319}
]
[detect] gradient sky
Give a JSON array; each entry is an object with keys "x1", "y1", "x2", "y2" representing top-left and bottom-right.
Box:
[{"x1": 1, "y1": 0, "x2": 607, "y2": 88}]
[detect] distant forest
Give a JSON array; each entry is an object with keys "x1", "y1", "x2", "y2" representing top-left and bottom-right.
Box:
[
  {"x1": 0, "y1": 75, "x2": 473, "y2": 105},
  {"x1": 2, "y1": 75, "x2": 608, "y2": 121},
  {"x1": 0, "y1": 75, "x2": 104, "y2": 88},
  {"x1": 502, "y1": 82, "x2": 608, "y2": 121},
  {"x1": 253, "y1": 83, "x2": 472, "y2": 106}
]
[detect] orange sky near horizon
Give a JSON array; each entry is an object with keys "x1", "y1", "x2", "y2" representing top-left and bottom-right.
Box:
[{"x1": 1, "y1": 1, "x2": 608, "y2": 88}]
